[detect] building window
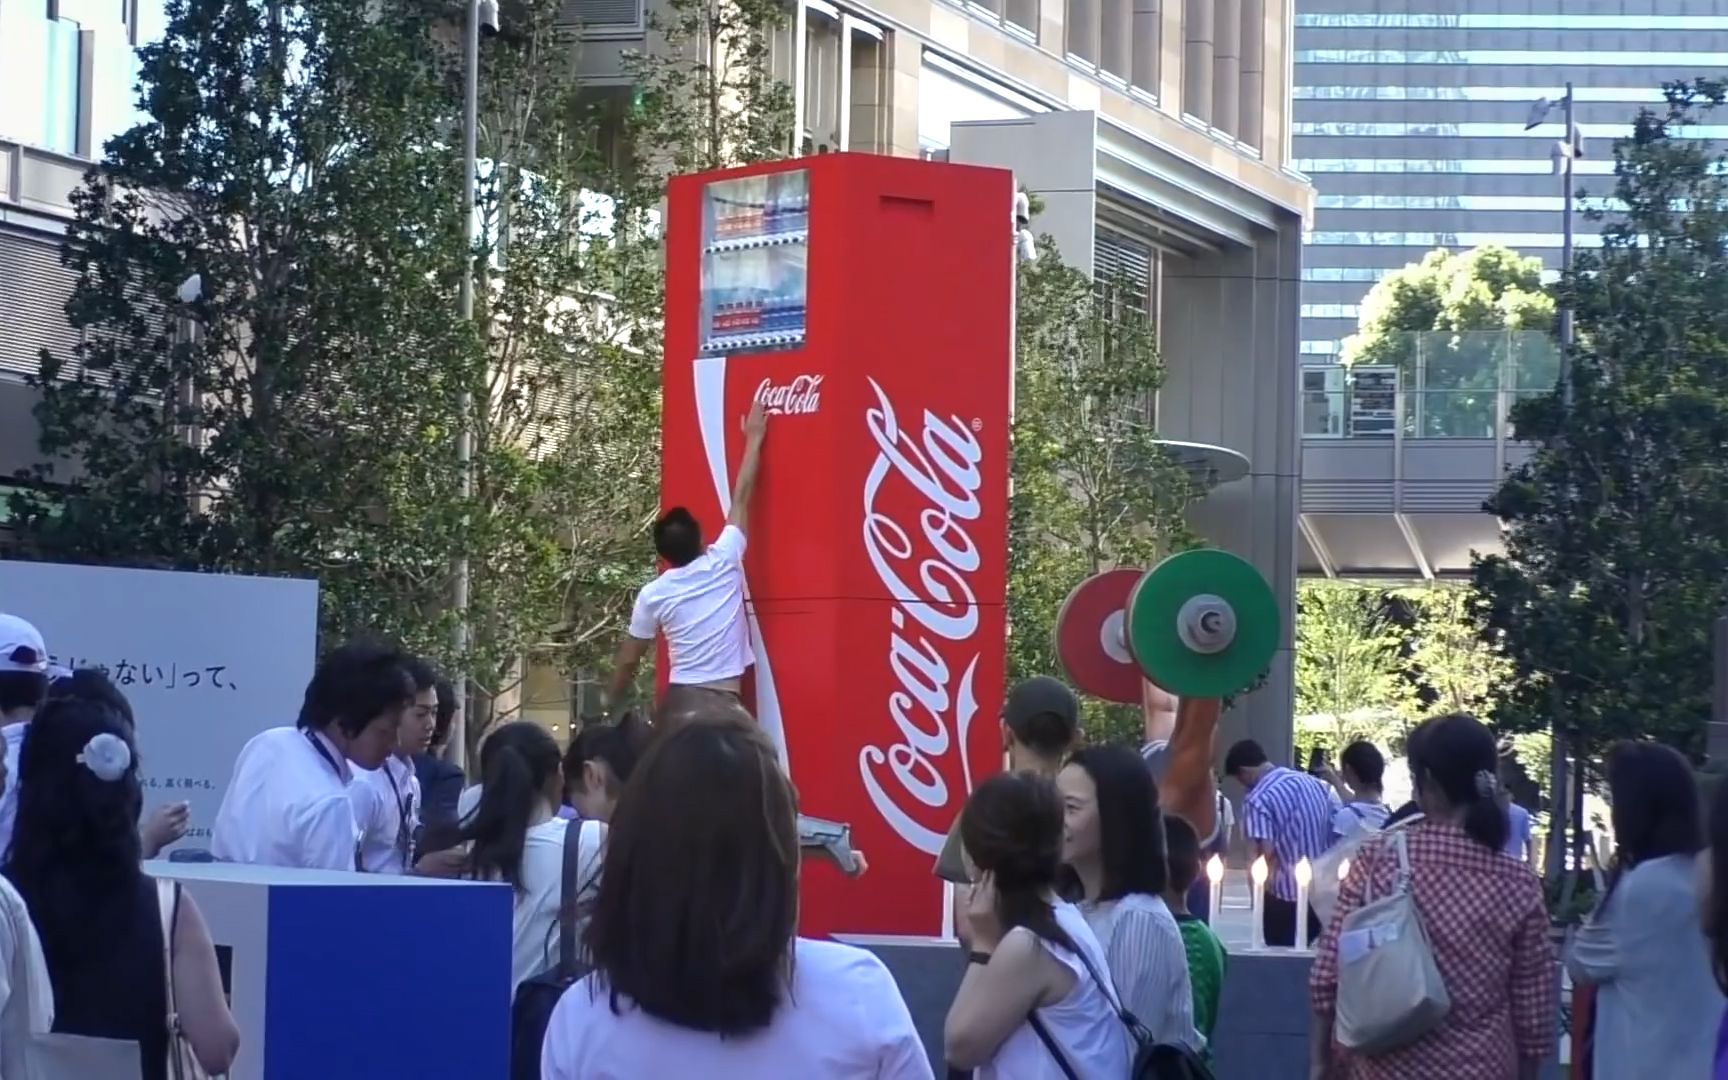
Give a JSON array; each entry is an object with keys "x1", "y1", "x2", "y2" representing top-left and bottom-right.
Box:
[
  {"x1": 0, "y1": 7, "x2": 86, "y2": 155},
  {"x1": 846, "y1": 21, "x2": 889, "y2": 153},
  {"x1": 44, "y1": 17, "x2": 82, "y2": 156},
  {"x1": 1130, "y1": 0, "x2": 1159, "y2": 97},
  {"x1": 1295, "y1": 49, "x2": 1722, "y2": 67},
  {"x1": 1095, "y1": 228, "x2": 1159, "y2": 423},
  {"x1": 128, "y1": 0, "x2": 169, "y2": 46},
  {"x1": 1296, "y1": 12, "x2": 1728, "y2": 30},
  {"x1": 1095, "y1": 228, "x2": 1155, "y2": 322},
  {"x1": 1295, "y1": 157, "x2": 1616, "y2": 176},
  {"x1": 916, "y1": 55, "x2": 1041, "y2": 152},
  {"x1": 949, "y1": 0, "x2": 1036, "y2": 43},
  {"x1": 557, "y1": 0, "x2": 644, "y2": 36},
  {"x1": 797, "y1": 1, "x2": 887, "y2": 155},
  {"x1": 1236, "y1": 0, "x2": 1262, "y2": 152},
  {"x1": 1181, "y1": 0, "x2": 1211, "y2": 123},
  {"x1": 803, "y1": 3, "x2": 844, "y2": 152}
]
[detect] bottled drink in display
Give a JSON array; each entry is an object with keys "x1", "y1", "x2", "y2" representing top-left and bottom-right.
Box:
[
  {"x1": 764, "y1": 188, "x2": 783, "y2": 236},
  {"x1": 746, "y1": 193, "x2": 764, "y2": 238}
]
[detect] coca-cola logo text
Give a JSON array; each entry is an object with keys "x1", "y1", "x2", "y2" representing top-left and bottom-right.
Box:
[
  {"x1": 857, "y1": 377, "x2": 986, "y2": 856},
  {"x1": 754, "y1": 375, "x2": 823, "y2": 415}
]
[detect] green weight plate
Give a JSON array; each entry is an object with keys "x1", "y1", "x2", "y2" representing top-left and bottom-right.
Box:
[{"x1": 1126, "y1": 549, "x2": 1278, "y2": 699}]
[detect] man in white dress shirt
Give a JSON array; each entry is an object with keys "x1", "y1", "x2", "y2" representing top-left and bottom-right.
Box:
[
  {"x1": 349, "y1": 657, "x2": 439, "y2": 874},
  {"x1": 212, "y1": 641, "x2": 415, "y2": 871},
  {"x1": 605, "y1": 401, "x2": 768, "y2": 707}
]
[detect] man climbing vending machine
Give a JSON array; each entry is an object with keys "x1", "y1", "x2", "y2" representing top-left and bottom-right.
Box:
[{"x1": 659, "y1": 154, "x2": 1015, "y2": 938}]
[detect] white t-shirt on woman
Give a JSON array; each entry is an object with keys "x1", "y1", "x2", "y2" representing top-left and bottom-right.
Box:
[
  {"x1": 979, "y1": 901, "x2": 1133, "y2": 1080},
  {"x1": 506, "y1": 817, "x2": 606, "y2": 989},
  {"x1": 1080, "y1": 892, "x2": 1203, "y2": 1052},
  {"x1": 540, "y1": 937, "x2": 933, "y2": 1080}
]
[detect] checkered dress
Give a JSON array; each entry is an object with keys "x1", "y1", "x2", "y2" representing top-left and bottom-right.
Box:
[{"x1": 1309, "y1": 818, "x2": 1557, "y2": 1080}]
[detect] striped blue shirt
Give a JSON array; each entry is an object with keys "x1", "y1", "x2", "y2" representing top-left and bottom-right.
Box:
[{"x1": 1242, "y1": 767, "x2": 1338, "y2": 900}]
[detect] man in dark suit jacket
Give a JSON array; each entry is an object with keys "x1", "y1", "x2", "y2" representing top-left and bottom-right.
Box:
[{"x1": 414, "y1": 678, "x2": 467, "y2": 851}]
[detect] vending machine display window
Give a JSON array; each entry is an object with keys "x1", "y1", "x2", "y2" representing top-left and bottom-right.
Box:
[{"x1": 699, "y1": 169, "x2": 809, "y2": 355}]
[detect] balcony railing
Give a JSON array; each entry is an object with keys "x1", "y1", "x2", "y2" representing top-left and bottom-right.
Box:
[
  {"x1": 1301, "y1": 330, "x2": 1560, "y2": 441},
  {"x1": 1302, "y1": 387, "x2": 1553, "y2": 440}
]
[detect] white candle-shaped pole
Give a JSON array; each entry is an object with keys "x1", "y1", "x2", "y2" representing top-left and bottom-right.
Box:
[
  {"x1": 1338, "y1": 856, "x2": 1351, "y2": 884},
  {"x1": 1249, "y1": 855, "x2": 1268, "y2": 951},
  {"x1": 1206, "y1": 854, "x2": 1224, "y2": 926},
  {"x1": 1294, "y1": 857, "x2": 1314, "y2": 952}
]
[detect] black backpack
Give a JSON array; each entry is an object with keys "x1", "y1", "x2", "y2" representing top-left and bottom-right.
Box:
[
  {"x1": 1027, "y1": 943, "x2": 1216, "y2": 1080},
  {"x1": 509, "y1": 817, "x2": 593, "y2": 1080}
]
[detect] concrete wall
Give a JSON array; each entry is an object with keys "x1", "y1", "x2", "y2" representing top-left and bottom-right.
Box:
[{"x1": 1159, "y1": 226, "x2": 1302, "y2": 763}]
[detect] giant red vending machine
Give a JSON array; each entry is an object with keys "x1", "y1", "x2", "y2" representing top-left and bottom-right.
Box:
[{"x1": 661, "y1": 154, "x2": 1014, "y2": 937}]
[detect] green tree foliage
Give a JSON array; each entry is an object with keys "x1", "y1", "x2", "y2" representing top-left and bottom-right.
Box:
[
  {"x1": 1475, "y1": 78, "x2": 1728, "y2": 762},
  {"x1": 561, "y1": 0, "x2": 794, "y2": 719},
  {"x1": 1294, "y1": 581, "x2": 1416, "y2": 751},
  {"x1": 1009, "y1": 236, "x2": 1198, "y2": 745},
  {"x1": 1341, "y1": 245, "x2": 1558, "y2": 438},
  {"x1": 4, "y1": 0, "x2": 684, "y2": 752},
  {"x1": 1392, "y1": 584, "x2": 1510, "y2": 718},
  {"x1": 10, "y1": 0, "x2": 473, "y2": 667},
  {"x1": 457, "y1": 1, "x2": 667, "y2": 738}
]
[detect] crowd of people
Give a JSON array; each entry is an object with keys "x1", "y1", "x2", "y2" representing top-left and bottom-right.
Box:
[{"x1": 1, "y1": 469, "x2": 1727, "y2": 1080}]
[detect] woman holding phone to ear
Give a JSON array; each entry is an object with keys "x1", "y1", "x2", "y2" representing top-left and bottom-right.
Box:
[{"x1": 944, "y1": 771, "x2": 1130, "y2": 1078}]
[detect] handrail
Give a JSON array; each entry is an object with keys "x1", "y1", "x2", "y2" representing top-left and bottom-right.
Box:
[{"x1": 1301, "y1": 387, "x2": 1547, "y2": 440}]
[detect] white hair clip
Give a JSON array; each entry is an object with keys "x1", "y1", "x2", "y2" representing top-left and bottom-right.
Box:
[{"x1": 76, "y1": 732, "x2": 132, "y2": 782}]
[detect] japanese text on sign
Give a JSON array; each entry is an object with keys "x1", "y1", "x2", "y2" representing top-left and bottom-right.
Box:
[{"x1": 50, "y1": 657, "x2": 238, "y2": 691}]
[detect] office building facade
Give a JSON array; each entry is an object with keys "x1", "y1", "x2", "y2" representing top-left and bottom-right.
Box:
[{"x1": 1293, "y1": 1, "x2": 1728, "y2": 579}]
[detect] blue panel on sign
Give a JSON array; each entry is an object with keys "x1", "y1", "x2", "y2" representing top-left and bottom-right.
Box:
[{"x1": 264, "y1": 881, "x2": 513, "y2": 1079}]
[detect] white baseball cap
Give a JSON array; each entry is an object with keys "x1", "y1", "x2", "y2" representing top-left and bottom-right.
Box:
[{"x1": 0, "y1": 614, "x2": 48, "y2": 674}]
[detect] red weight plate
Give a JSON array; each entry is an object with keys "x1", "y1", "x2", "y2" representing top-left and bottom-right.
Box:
[{"x1": 1054, "y1": 569, "x2": 1144, "y2": 704}]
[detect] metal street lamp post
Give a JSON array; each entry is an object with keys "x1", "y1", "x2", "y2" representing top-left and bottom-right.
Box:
[
  {"x1": 1525, "y1": 83, "x2": 1582, "y2": 880},
  {"x1": 452, "y1": 0, "x2": 500, "y2": 768}
]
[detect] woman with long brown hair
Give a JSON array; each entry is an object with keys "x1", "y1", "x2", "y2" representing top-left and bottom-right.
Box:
[{"x1": 540, "y1": 714, "x2": 929, "y2": 1078}]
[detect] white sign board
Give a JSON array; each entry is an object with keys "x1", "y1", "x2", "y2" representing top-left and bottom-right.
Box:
[{"x1": 0, "y1": 561, "x2": 318, "y2": 850}]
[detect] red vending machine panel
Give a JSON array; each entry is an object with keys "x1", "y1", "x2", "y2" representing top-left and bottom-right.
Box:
[{"x1": 661, "y1": 154, "x2": 1014, "y2": 937}]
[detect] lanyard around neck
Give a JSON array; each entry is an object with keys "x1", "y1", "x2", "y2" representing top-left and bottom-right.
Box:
[
  {"x1": 383, "y1": 761, "x2": 415, "y2": 865},
  {"x1": 304, "y1": 730, "x2": 344, "y2": 778},
  {"x1": 303, "y1": 731, "x2": 363, "y2": 871}
]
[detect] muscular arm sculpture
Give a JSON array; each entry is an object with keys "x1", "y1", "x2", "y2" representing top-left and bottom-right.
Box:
[{"x1": 1144, "y1": 679, "x2": 1220, "y2": 843}]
